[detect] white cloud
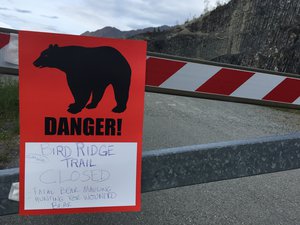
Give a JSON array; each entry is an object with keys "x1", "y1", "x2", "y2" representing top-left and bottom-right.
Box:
[
  {"x1": 0, "y1": 0, "x2": 230, "y2": 34},
  {"x1": 0, "y1": 21, "x2": 12, "y2": 29}
]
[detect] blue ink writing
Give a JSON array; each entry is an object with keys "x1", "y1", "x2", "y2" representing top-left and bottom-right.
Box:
[
  {"x1": 76, "y1": 143, "x2": 115, "y2": 157},
  {"x1": 61, "y1": 158, "x2": 96, "y2": 168},
  {"x1": 41, "y1": 143, "x2": 72, "y2": 159},
  {"x1": 39, "y1": 169, "x2": 110, "y2": 184}
]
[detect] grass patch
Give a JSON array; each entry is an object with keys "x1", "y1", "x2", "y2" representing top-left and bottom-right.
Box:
[
  {"x1": 0, "y1": 77, "x2": 19, "y2": 167},
  {"x1": 0, "y1": 78, "x2": 19, "y2": 120}
]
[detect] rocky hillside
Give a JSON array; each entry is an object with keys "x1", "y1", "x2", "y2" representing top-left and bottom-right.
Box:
[
  {"x1": 135, "y1": 0, "x2": 300, "y2": 74},
  {"x1": 82, "y1": 25, "x2": 170, "y2": 39},
  {"x1": 83, "y1": 0, "x2": 300, "y2": 74}
]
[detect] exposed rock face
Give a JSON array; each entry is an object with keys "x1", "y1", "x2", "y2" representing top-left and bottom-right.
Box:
[
  {"x1": 136, "y1": 0, "x2": 300, "y2": 74},
  {"x1": 83, "y1": 0, "x2": 300, "y2": 74}
]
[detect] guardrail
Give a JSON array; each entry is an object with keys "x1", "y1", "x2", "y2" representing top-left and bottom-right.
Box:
[
  {"x1": 1, "y1": 132, "x2": 300, "y2": 215},
  {"x1": 0, "y1": 168, "x2": 19, "y2": 215}
]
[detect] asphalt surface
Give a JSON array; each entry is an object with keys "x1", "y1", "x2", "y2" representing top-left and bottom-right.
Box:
[
  {"x1": 2, "y1": 92, "x2": 300, "y2": 225},
  {"x1": 143, "y1": 92, "x2": 300, "y2": 151}
]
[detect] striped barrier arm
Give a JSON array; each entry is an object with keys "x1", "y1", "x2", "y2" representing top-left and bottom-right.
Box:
[
  {"x1": 0, "y1": 32, "x2": 18, "y2": 69},
  {"x1": 1, "y1": 30, "x2": 300, "y2": 109},
  {"x1": 146, "y1": 55, "x2": 300, "y2": 109}
]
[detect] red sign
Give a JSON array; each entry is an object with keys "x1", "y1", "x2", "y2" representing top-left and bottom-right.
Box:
[{"x1": 19, "y1": 31, "x2": 147, "y2": 215}]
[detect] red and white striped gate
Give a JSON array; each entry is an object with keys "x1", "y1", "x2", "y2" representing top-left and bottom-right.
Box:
[
  {"x1": 0, "y1": 32, "x2": 18, "y2": 68},
  {"x1": 146, "y1": 55, "x2": 300, "y2": 109}
]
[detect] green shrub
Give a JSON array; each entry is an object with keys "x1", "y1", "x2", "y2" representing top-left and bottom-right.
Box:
[{"x1": 0, "y1": 77, "x2": 19, "y2": 139}]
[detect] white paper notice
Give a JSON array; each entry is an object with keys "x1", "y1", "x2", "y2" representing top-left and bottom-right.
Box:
[{"x1": 24, "y1": 142, "x2": 137, "y2": 210}]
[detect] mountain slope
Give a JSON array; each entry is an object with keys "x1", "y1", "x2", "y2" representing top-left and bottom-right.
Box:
[
  {"x1": 136, "y1": 0, "x2": 300, "y2": 74},
  {"x1": 82, "y1": 25, "x2": 170, "y2": 39}
]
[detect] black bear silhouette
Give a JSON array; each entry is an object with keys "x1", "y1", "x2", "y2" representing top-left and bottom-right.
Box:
[{"x1": 33, "y1": 44, "x2": 132, "y2": 114}]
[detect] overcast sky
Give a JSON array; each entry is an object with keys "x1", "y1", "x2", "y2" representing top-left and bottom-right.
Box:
[{"x1": 0, "y1": 0, "x2": 230, "y2": 35}]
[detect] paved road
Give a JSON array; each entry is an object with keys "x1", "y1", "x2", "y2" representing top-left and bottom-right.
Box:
[
  {"x1": 143, "y1": 92, "x2": 300, "y2": 150},
  {"x1": 2, "y1": 92, "x2": 300, "y2": 225}
]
